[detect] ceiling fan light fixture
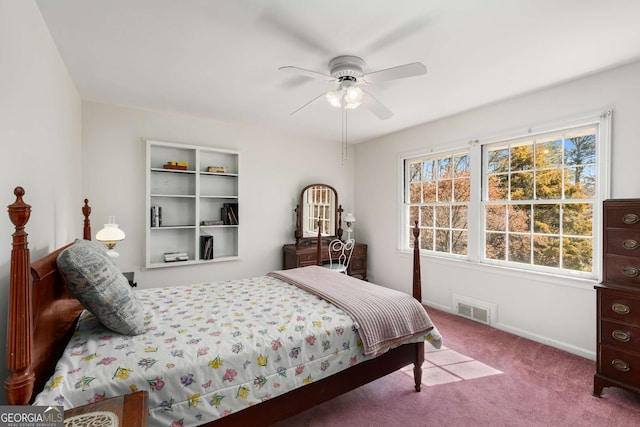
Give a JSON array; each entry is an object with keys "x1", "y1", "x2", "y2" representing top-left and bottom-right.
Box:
[
  {"x1": 326, "y1": 91, "x2": 342, "y2": 108},
  {"x1": 345, "y1": 85, "x2": 363, "y2": 104}
]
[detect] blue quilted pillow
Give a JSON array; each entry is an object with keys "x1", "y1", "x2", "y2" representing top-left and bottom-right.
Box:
[{"x1": 57, "y1": 239, "x2": 146, "y2": 335}]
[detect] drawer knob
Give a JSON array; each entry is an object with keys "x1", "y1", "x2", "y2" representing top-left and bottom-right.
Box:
[
  {"x1": 612, "y1": 330, "x2": 631, "y2": 342},
  {"x1": 611, "y1": 359, "x2": 631, "y2": 372},
  {"x1": 622, "y1": 239, "x2": 640, "y2": 250},
  {"x1": 622, "y1": 266, "x2": 639, "y2": 277},
  {"x1": 612, "y1": 303, "x2": 631, "y2": 315},
  {"x1": 622, "y1": 213, "x2": 640, "y2": 224}
]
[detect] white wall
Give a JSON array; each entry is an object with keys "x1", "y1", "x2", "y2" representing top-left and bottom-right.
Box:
[
  {"x1": 0, "y1": 0, "x2": 82, "y2": 404},
  {"x1": 81, "y1": 101, "x2": 354, "y2": 287},
  {"x1": 355, "y1": 59, "x2": 640, "y2": 359}
]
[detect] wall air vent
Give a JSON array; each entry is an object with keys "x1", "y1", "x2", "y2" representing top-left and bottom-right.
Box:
[{"x1": 453, "y1": 294, "x2": 497, "y2": 326}]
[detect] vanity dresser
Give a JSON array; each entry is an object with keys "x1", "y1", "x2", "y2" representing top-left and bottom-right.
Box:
[
  {"x1": 594, "y1": 199, "x2": 640, "y2": 397},
  {"x1": 283, "y1": 183, "x2": 367, "y2": 280}
]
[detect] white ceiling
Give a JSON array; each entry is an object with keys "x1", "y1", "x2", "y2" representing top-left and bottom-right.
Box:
[{"x1": 36, "y1": 0, "x2": 640, "y2": 144}]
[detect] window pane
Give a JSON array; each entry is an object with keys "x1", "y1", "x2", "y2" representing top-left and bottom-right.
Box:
[
  {"x1": 435, "y1": 206, "x2": 450, "y2": 228},
  {"x1": 409, "y1": 182, "x2": 421, "y2": 203},
  {"x1": 565, "y1": 130, "x2": 596, "y2": 165},
  {"x1": 420, "y1": 228, "x2": 434, "y2": 251},
  {"x1": 536, "y1": 138, "x2": 562, "y2": 168},
  {"x1": 486, "y1": 204, "x2": 506, "y2": 232},
  {"x1": 423, "y1": 181, "x2": 436, "y2": 203},
  {"x1": 454, "y1": 177, "x2": 470, "y2": 202},
  {"x1": 422, "y1": 160, "x2": 435, "y2": 181},
  {"x1": 438, "y1": 179, "x2": 452, "y2": 202},
  {"x1": 563, "y1": 203, "x2": 592, "y2": 237},
  {"x1": 534, "y1": 236, "x2": 560, "y2": 267},
  {"x1": 420, "y1": 206, "x2": 434, "y2": 227},
  {"x1": 454, "y1": 154, "x2": 471, "y2": 177},
  {"x1": 487, "y1": 174, "x2": 508, "y2": 201},
  {"x1": 410, "y1": 206, "x2": 419, "y2": 226},
  {"x1": 510, "y1": 172, "x2": 534, "y2": 200},
  {"x1": 533, "y1": 204, "x2": 560, "y2": 234},
  {"x1": 435, "y1": 229, "x2": 450, "y2": 252},
  {"x1": 508, "y1": 234, "x2": 531, "y2": 264},
  {"x1": 438, "y1": 157, "x2": 452, "y2": 179},
  {"x1": 452, "y1": 205, "x2": 468, "y2": 229},
  {"x1": 562, "y1": 237, "x2": 593, "y2": 272},
  {"x1": 487, "y1": 147, "x2": 509, "y2": 173},
  {"x1": 452, "y1": 230, "x2": 467, "y2": 255},
  {"x1": 566, "y1": 165, "x2": 595, "y2": 199},
  {"x1": 486, "y1": 232, "x2": 506, "y2": 260},
  {"x1": 509, "y1": 204, "x2": 531, "y2": 233},
  {"x1": 535, "y1": 169, "x2": 562, "y2": 199},
  {"x1": 511, "y1": 143, "x2": 534, "y2": 171}
]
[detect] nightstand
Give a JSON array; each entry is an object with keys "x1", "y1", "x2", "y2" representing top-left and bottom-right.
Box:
[{"x1": 64, "y1": 391, "x2": 148, "y2": 426}]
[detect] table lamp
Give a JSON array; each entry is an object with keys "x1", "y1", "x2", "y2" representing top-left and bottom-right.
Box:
[
  {"x1": 96, "y1": 216, "x2": 125, "y2": 258},
  {"x1": 343, "y1": 212, "x2": 356, "y2": 241}
]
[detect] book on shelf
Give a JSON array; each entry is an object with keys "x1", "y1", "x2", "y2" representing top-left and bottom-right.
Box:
[
  {"x1": 200, "y1": 235, "x2": 214, "y2": 260},
  {"x1": 167, "y1": 161, "x2": 189, "y2": 167},
  {"x1": 163, "y1": 164, "x2": 188, "y2": 170},
  {"x1": 201, "y1": 220, "x2": 224, "y2": 226},
  {"x1": 207, "y1": 165, "x2": 227, "y2": 173},
  {"x1": 150, "y1": 205, "x2": 162, "y2": 227},
  {"x1": 221, "y1": 202, "x2": 239, "y2": 225},
  {"x1": 164, "y1": 251, "x2": 189, "y2": 262}
]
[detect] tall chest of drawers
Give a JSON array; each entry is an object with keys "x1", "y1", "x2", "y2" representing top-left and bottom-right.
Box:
[{"x1": 594, "y1": 199, "x2": 640, "y2": 397}]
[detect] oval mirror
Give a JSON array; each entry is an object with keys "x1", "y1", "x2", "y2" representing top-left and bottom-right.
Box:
[{"x1": 295, "y1": 184, "x2": 342, "y2": 243}]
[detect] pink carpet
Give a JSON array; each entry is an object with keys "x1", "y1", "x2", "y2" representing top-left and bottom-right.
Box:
[{"x1": 273, "y1": 308, "x2": 640, "y2": 426}]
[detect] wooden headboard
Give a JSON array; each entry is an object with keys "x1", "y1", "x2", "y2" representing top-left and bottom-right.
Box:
[{"x1": 5, "y1": 188, "x2": 92, "y2": 404}]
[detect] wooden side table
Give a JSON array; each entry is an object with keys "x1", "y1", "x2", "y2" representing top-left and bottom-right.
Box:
[{"x1": 64, "y1": 391, "x2": 148, "y2": 426}]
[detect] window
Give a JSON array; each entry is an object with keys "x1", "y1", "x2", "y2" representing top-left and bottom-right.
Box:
[
  {"x1": 402, "y1": 113, "x2": 610, "y2": 280},
  {"x1": 406, "y1": 150, "x2": 471, "y2": 256}
]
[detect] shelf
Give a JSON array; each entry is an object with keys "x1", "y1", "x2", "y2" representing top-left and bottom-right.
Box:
[{"x1": 146, "y1": 139, "x2": 239, "y2": 269}]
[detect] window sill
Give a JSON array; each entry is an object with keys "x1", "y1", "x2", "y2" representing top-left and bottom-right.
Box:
[{"x1": 400, "y1": 249, "x2": 599, "y2": 291}]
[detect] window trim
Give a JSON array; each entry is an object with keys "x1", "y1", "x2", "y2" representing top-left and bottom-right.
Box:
[{"x1": 398, "y1": 111, "x2": 611, "y2": 282}]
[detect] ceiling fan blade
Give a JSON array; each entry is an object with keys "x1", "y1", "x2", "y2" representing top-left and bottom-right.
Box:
[
  {"x1": 258, "y1": 8, "x2": 331, "y2": 56},
  {"x1": 363, "y1": 16, "x2": 430, "y2": 55},
  {"x1": 361, "y1": 89, "x2": 393, "y2": 120},
  {"x1": 290, "y1": 92, "x2": 330, "y2": 116},
  {"x1": 279, "y1": 66, "x2": 335, "y2": 82},
  {"x1": 362, "y1": 62, "x2": 427, "y2": 84}
]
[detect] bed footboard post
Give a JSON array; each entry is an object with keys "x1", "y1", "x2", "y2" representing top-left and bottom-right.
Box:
[
  {"x1": 5, "y1": 187, "x2": 35, "y2": 405},
  {"x1": 412, "y1": 220, "x2": 422, "y2": 302},
  {"x1": 412, "y1": 220, "x2": 424, "y2": 391}
]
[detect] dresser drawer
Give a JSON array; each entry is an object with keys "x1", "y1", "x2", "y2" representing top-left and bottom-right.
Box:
[
  {"x1": 299, "y1": 252, "x2": 317, "y2": 263},
  {"x1": 598, "y1": 345, "x2": 640, "y2": 385},
  {"x1": 352, "y1": 245, "x2": 367, "y2": 257},
  {"x1": 606, "y1": 230, "x2": 640, "y2": 257},
  {"x1": 600, "y1": 289, "x2": 640, "y2": 324},
  {"x1": 606, "y1": 204, "x2": 640, "y2": 229},
  {"x1": 604, "y1": 254, "x2": 640, "y2": 288},
  {"x1": 601, "y1": 319, "x2": 640, "y2": 349}
]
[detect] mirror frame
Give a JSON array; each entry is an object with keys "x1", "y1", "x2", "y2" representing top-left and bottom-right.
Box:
[{"x1": 295, "y1": 183, "x2": 343, "y2": 245}]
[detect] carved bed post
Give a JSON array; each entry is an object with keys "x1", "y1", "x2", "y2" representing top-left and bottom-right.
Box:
[
  {"x1": 336, "y1": 204, "x2": 344, "y2": 241},
  {"x1": 412, "y1": 219, "x2": 424, "y2": 392},
  {"x1": 316, "y1": 219, "x2": 323, "y2": 266},
  {"x1": 82, "y1": 199, "x2": 91, "y2": 241},
  {"x1": 5, "y1": 187, "x2": 35, "y2": 405}
]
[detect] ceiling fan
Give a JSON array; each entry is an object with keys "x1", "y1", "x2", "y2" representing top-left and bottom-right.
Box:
[{"x1": 279, "y1": 55, "x2": 427, "y2": 120}]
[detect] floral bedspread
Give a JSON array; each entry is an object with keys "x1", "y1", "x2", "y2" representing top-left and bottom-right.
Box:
[{"x1": 34, "y1": 274, "x2": 441, "y2": 426}]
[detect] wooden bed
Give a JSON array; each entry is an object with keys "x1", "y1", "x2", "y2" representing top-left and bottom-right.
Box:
[{"x1": 5, "y1": 186, "x2": 427, "y2": 426}]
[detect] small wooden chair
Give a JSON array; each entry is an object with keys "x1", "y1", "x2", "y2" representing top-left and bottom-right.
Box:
[{"x1": 325, "y1": 238, "x2": 355, "y2": 274}]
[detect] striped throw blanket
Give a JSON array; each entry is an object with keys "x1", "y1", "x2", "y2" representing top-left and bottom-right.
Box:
[{"x1": 267, "y1": 265, "x2": 435, "y2": 356}]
